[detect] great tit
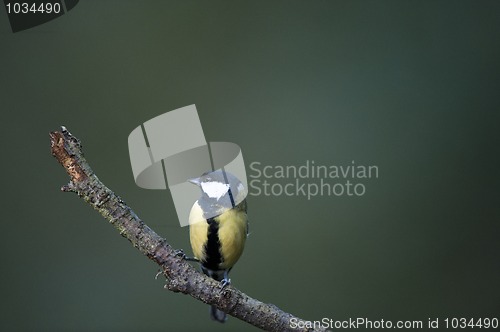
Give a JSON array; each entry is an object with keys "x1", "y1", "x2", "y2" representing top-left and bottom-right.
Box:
[{"x1": 188, "y1": 170, "x2": 248, "y2": 323}]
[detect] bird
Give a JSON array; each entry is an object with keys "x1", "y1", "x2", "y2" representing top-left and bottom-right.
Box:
[{"x1": 188, "y1": 169, "x2": 248, "y2": 323}]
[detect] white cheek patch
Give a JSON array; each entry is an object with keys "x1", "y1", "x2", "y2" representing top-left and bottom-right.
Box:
[{"x1": 201, "y1": 181, "x2": 230, "y2": 200}]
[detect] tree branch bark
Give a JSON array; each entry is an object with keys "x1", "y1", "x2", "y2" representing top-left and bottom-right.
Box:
[{"x1": 50, "y1": 127, "x2": 325, "y2": 332}]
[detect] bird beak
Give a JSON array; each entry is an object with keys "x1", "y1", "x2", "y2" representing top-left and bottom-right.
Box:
[{"x1": 188, "y1": 177, "x2": 201, "y2": 186}]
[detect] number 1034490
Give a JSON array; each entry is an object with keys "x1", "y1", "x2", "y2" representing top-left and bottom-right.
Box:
[
  {"x1": 5, "y1": 2, "x2": 62, "y2": 14},
  {"x1": 444, "y1": 318, "x2": 498, "y2": 329}
]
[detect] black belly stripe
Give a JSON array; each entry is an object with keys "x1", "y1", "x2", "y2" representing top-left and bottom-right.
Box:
[{"x1": 202, "y1": 217, "x2": 222, "y2": 272}]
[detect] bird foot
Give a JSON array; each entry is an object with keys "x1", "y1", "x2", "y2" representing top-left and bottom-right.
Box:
[
  {"x1": 173, "y1": 249, "x2": 187, "y2": 259},
  {"x1": 219, "y1": 277, "x2": 231, "y2": 292},
  {"x1": 174, "y1": 249, "x2": 199, "y2": 262}
]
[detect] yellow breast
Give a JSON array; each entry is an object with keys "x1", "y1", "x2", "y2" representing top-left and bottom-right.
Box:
[
  {"x1": 189, "y1": 202, "x2": 209, "y2": 262},
  {"x1": 189, "y1": 201, "x2": 247, "y2": 270},
  {"x1": 217, "y1": 207, "x2": 247, "y2": 270}
]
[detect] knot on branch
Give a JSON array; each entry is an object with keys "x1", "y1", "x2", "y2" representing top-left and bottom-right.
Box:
[{"x1": 50, "y1": 126, "x2": 88, "y2": 183}]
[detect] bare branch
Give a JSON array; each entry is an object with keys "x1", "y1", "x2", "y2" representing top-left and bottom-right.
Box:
[{"x1": 49, "y1": 127, "x2": 325, "y2": 332}]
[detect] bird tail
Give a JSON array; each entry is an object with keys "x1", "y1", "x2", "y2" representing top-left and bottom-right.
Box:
[
  {"x1": 210, "y1": 305, "x2": 227, "y2": 323},
  {"x1": 202, "y1": 266, "x2": 228, "y2": 323}
]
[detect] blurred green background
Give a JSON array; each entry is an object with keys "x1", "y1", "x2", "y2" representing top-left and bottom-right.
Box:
[{"x1": 1, "y1": 1, "x2": 499, "y2": 331}]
